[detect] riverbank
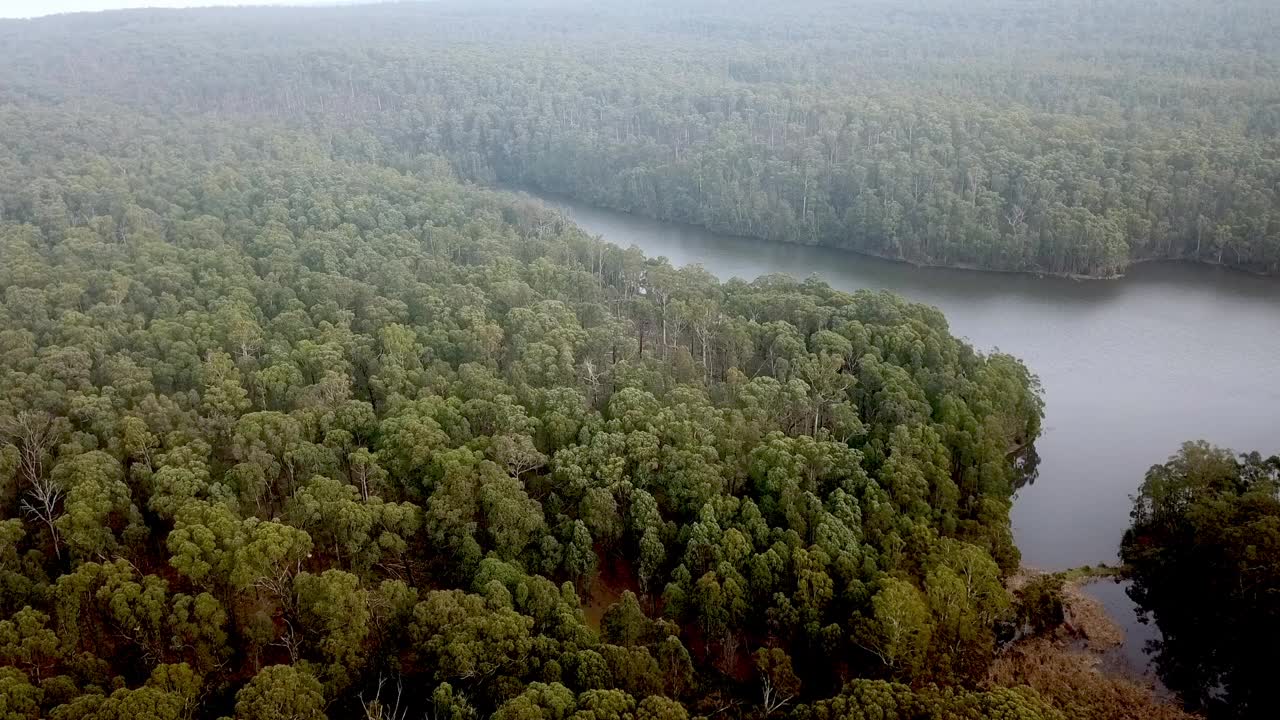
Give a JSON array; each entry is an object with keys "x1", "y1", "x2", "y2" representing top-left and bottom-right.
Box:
[
  {"x1": 831, "y1": 245, "x2": 1124, "y2": 281},
  {"x1": 861, "y1": 250, "x2": 1280, "y2": 283},
  {"x1": 992, "y1": 568, "x2": 1193, "y2": 720},
  {"x1": 515, "y1": 186, "x2": 1277, "y2": 282},
  {"x1": 520, "y1": 188, "x2": 1121, "y2": 280}
]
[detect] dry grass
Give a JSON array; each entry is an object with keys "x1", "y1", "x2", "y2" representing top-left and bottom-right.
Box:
[{"x1": 989, "y1": 569, "x2": 1197, "y2": 720}]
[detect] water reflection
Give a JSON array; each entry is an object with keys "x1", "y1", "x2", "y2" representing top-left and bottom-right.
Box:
[
  {"x1": 1081, "y1": 580, "x2": 1170, "y2": 696},
  {"x1": 1011, "y1": 445, "x2": 1042, "y2": 492}
]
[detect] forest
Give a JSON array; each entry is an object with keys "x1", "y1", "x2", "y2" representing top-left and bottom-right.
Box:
[
  {"x1": 0, "y1": 1, "x2": 1273, "y2": 719},
  {"x1": 3, "y1": 0, "x2": 1278, "y2": 277},
  {"x1": 1, "y1": 93, "x2": 1060, "y2": 719}
]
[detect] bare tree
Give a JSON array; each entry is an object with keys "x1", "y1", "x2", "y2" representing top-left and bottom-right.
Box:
[
  {"x1": 755, "y1": 648, "x2": 801, "y2": 716},
  {"x1": 271, "y1": 618, "x2": 303, "y2": 663},
  {"x1": 760, "y1": 673, "x2": 794, "y2": 716},
  {"x1": 2, "y1": 411, "x2": 58, "y2": 489},
  {"x1": 20, "y1": 476, "x2": 64, "y2": 560},
  {"x1": 2, "y1": 412, "x2": 65, "y2": 559},
  {"x1": 360, "y1": 675, "x2": 408, "y2": 720}
]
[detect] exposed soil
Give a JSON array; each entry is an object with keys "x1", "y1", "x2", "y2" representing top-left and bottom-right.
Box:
[{"x1": 581, "y1": 549, "x2": 641, "y2": 631}]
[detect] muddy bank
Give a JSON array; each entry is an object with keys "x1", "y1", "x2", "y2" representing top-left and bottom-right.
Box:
[{"x1": 990, "y1": 569, "x2": 1194, "y2": 720}]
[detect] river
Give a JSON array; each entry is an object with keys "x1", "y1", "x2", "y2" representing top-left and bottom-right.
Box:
[{"x1": 531, "y1": 191, "x2": 1280, "y2": 680}]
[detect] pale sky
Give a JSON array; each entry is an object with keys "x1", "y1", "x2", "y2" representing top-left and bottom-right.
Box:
[{"x1": 0, "y1": 1, "x2": 340, "y2": 19}]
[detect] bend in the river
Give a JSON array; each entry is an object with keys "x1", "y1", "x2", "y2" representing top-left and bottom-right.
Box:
[{"x1": 529, "y1": 189, "x2": 1280, "y2": 681}]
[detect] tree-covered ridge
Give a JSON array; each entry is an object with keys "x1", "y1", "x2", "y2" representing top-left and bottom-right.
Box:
[
  {"x1": 0, "y1": 98, "x2": 1050, "y2": 719},
  {"x1": 1121, "y1": 442, "x2": 1280, "y2": 720},
  {"x1": 2, "y1": 0, "x2": 1278, "y2": 277}
]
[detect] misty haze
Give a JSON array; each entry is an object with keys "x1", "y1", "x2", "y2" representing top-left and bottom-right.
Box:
[{"x1": 0, "y1": 3, "x2": 1276, "y2": 720}]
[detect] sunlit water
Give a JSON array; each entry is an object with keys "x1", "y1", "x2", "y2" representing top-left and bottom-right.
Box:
[{"x1": 530, "y1": 190, "x2": 1280, "y2": 680}]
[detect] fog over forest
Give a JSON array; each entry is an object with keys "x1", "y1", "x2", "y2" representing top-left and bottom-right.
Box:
[
  {"x1": 0, "y1": 2, "x2": 1276, "y2": 720},
  {"x1": 0, "y1": 1, "x2": 358, "y2": 20}
]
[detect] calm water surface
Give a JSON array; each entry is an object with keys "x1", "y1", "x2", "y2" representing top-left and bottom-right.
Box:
[{"x1": 534, "y1": 192, "x2": 1280, "y2": 676}]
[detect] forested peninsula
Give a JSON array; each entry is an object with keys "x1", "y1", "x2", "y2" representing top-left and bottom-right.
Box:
[
  {"x1": 3, "y1": 0, "x2": 1280, "y2": 278},
  {"x1": 3, "y1": 99, "x2": 1056, "y2": 718}
]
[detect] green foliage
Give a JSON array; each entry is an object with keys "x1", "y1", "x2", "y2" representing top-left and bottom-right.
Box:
[
  {"x1": 293, "y1": 570, "x2": 370, "y2": 692},
  {"x1": 853, "y1": 578, "x2": 934, "y2": 680},
  {"x1": 793, "y1": 679, "x2": 1065, "y2": 720},
  {"x1": 233, "y1": 665, "x2": 325, "y2": 720},
  {"x1": 52, "y1": 451, "x2": 141, "y2": 560},
  {"x1": 600, "y1": 592, "x2": 651, "y2": 647},
  {"x1": 1121, "y1": 442, "x2": 1280, "y2": 719},
  {"x1": 90, "y1": 664, "x2": 202, "y2": 720},
  {"x1": 1014, "y1": 576, "x2": 1067, "y2": 636},
  {"x1": 0, "y1": 607, "x2": 60, "y2": 683},
  {"x1": 495, "y1": 682, "x2": 577, "y2": 720},
  {"x1": 410, "y1": 590, "x2": 536, "y2": 684},
  {"x1": 0, "y1": 667, "x2": 42, "y2": 720}
]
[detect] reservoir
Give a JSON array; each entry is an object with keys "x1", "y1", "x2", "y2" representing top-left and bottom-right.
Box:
[{"x1": 533, "y1": 191, "x2": 1280, "y2": 677}]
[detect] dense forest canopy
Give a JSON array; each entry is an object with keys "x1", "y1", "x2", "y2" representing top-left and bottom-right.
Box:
[
  {"x1": 1121, "y1": 443, "x2": 1280, "y2": 720},
  {"x1": 0, "y1": 99, "x2": 1056, "y2": 718},
  {"x1": 2, "y1": 0, "x2": 1278, "y2": 277}
]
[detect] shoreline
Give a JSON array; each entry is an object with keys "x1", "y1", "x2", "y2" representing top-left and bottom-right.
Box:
[
  {"x1": 509, "y1": 185, "x2": 1277, "y2": 283},
  {"x1": 993, "y1": 567, "x2": 1194, "y2": 719}
]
